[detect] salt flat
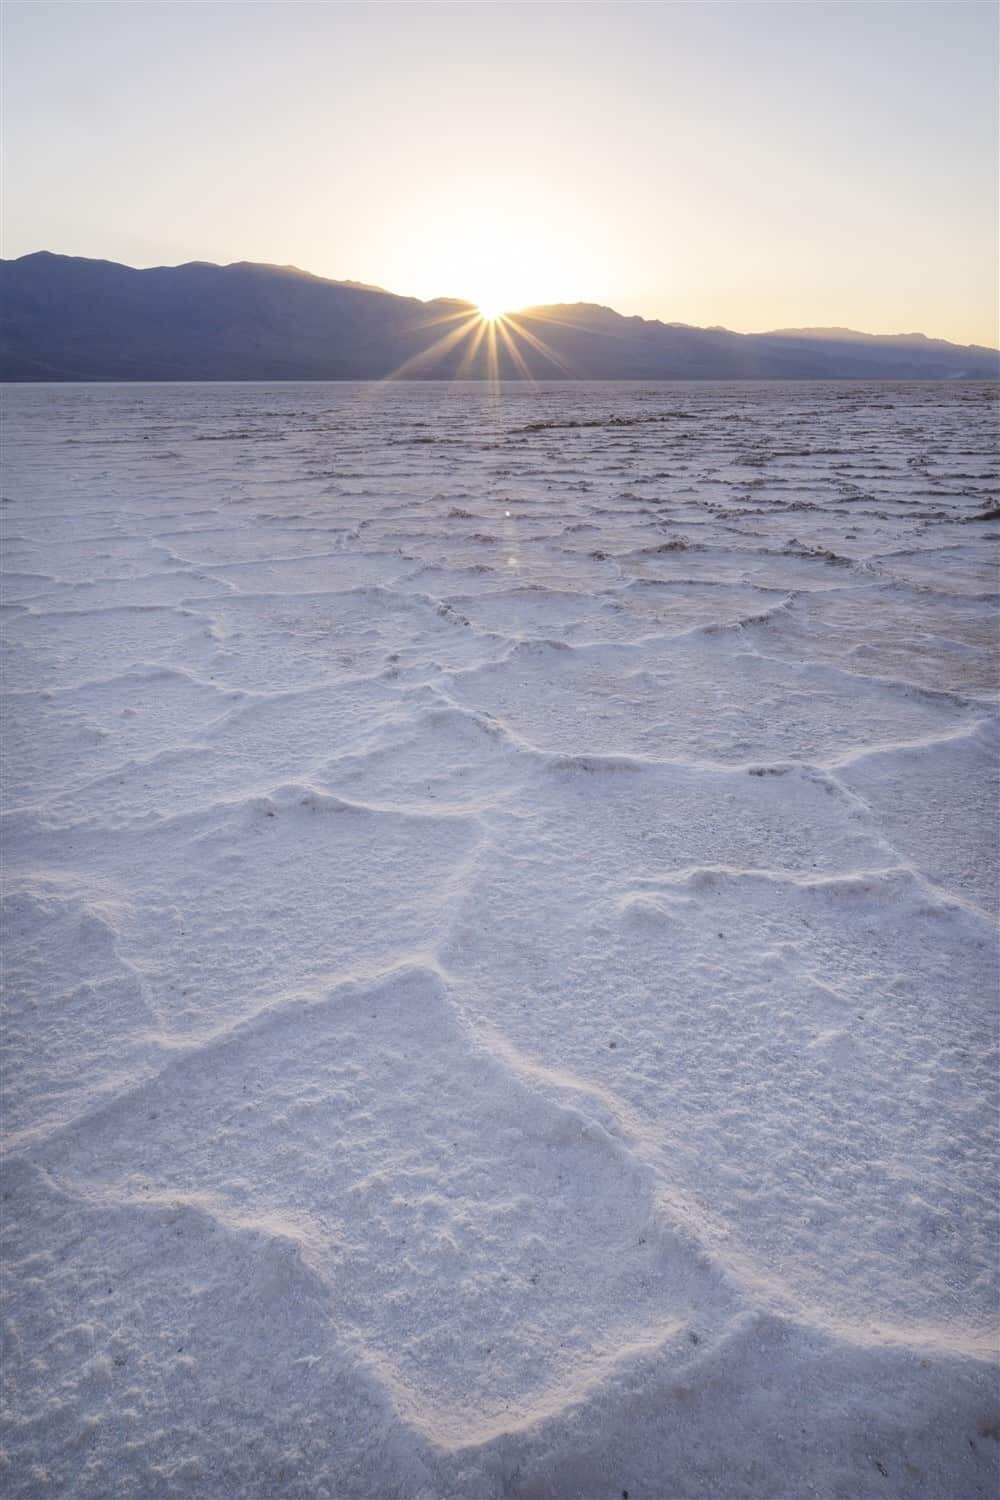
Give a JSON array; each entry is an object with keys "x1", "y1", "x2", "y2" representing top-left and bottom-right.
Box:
[{"x1": 2, "y1": 380, "x2": 998, "y2": 1498}]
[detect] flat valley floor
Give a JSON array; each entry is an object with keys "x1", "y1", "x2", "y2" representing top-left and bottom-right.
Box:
[{"x1": 2, "y1": 380, "x2": 998, "y2": 1498}]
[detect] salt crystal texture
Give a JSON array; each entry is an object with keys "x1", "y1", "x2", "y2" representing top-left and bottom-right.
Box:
[{"x1": 2, "y1": 379, "x2": 998, "y2": 1498}]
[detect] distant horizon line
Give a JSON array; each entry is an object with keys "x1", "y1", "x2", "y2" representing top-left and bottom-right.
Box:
[{"x1": 9, "y1": 248, "x2": 999, "y2": 353}]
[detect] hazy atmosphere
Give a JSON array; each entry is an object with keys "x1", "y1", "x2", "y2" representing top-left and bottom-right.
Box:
[
  {"x1": 3, "y1": 0, "x2": 998, "y2": 343},
  {"x1": 2, "y1": 5, "x2": 998, "y2": 1500}
]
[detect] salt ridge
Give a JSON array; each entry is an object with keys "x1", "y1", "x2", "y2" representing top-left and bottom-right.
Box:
[{"x1": 2, "y1": 379, "x2": 998, "y2": 1498}]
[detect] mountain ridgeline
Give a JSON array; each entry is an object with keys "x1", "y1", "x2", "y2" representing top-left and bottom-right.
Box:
[{"x1": 2, "y1": 252, "x2": 997, "y2": 382}]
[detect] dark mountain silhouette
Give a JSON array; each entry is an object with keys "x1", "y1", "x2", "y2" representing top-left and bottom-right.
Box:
[{"x1": 2, "y1": 252, "x2": 996, "y2": 381}]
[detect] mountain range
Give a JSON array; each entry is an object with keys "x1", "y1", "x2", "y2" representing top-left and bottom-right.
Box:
[{"x1": 2, "y1": 252, "x2": 997, "y2": 382}]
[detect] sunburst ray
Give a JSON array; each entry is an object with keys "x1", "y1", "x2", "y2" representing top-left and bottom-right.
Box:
[
  {"x1": 502, "y1": 314, "x2": 580, "y2": 377},
  {"x1": 495, "y1": 317, "x2": 538, "y2": 387},
  {"x1": 378, "y1": 311, "x2": 482, "y2": 383}
]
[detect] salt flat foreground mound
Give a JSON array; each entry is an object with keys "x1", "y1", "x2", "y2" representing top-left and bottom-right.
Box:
[{"x1": 2, "y1": 380, "x2": 998, "y2": 1498}]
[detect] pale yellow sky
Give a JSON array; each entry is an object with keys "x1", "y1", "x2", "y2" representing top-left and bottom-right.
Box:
[{"x1": 3, "y1": 2, "x2": 998, "y2": 346}]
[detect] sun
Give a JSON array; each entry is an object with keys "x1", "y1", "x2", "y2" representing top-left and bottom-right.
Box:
[{"x1": 477, "y1": 302, "x2": 504, "y2": 322}]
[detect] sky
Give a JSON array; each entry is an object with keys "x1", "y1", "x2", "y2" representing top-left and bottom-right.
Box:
[{"x1": 2, "y1": 1, "x2": 997, "y2": 345}]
